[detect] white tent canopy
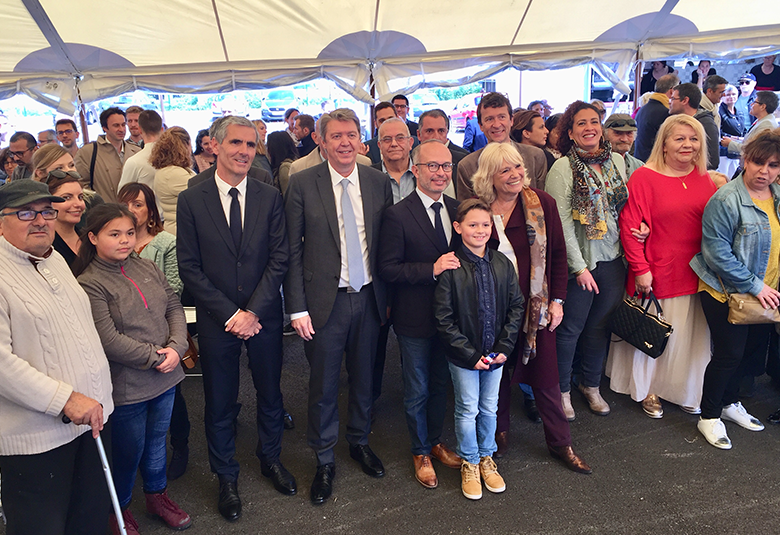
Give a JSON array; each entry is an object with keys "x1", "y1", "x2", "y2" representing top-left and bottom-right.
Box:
[{"x1": 1, "y1": 0, "x2": 779, "y2": 114}]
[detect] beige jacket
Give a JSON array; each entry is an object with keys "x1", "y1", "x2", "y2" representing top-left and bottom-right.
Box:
[{"x1": 74, "y1": 135, "x2": 142, "y2": 203}]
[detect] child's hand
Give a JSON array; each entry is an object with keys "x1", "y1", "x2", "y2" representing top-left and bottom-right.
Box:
[
  {"x1": 474, "y1": 358, "x2": 490, "y2": 370},
  {"x1": 493, "y1": 353, "x2": 507, "y2": 365}
]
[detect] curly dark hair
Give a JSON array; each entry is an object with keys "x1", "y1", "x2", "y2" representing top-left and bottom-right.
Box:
[
  {"x1": 150, "y1": 127, "x2": 192, "y2": 170},
  {"x1": 193, "y1": 129, "x2": 210, "y2": 155},
  {"x1": 553, "y1": 101, "x2": 602, "y2": 155}
]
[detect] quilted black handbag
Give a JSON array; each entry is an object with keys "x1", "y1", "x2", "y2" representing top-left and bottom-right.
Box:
[{"x1": 608, "y1": 292, "x2": 673, "y2": 359}]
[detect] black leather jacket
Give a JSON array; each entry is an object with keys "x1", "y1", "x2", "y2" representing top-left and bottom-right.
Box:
[{"x1": 434, "y1": 247, "x2": 525, "y2": 370}]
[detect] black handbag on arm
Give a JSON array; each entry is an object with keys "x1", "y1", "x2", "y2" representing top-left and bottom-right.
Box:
[{"x1": 608, "y1": 292, "x2": 673, "y2": 359}]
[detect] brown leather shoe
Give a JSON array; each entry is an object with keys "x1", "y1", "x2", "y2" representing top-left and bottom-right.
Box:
[
  {"x1": 548, "y1": 445, "x2": 592, "y2": 475},
  {"x1": 431, "y1": 442, "x2": 462, "y2": 469},
  {"x1": 494, "y1": 431, "x2": 508, "y2": 458},
  {"x1": 413, "y1": 455, "x2": 438, "y2": 488}
]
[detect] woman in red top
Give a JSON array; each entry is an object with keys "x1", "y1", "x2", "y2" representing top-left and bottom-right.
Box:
[{"x1": 606, "y1": 114, "x2": 717, "y2": 418}]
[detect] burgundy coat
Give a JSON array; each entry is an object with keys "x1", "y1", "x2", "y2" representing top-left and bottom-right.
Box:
[{"x1": 488, "y1": 187, "x2": 568, "y2": 389}]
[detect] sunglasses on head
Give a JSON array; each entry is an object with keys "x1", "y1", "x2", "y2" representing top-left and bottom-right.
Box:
[
  {"x1": 607, "y1": 119, "x2": 636, "y2": 129},
  {"x1": 47, "y1": 169, "x2": 80, "y2": 180}
]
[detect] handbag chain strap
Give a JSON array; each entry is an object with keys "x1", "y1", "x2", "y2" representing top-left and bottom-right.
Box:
[{"x1": 716, "y1": 275, "x2": 732, "y2": 299}]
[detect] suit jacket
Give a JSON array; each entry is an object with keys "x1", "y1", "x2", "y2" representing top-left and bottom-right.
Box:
[
  {"x1": 406, "y1": 119, "x2": 419, "y2": 137},
  {"x1": 378, "y1": 192, "x2": 460, "y2": 338},
  {"x1": 188, "y1": 161, "x2": 274, "y2": 189},
  {"x1": 298, "y1": 133, "x2": 317, "y2": 157},
  {"x1": 456, "y1": 141, "x2": 547, "y2": 200},
  {"x1": 448, "y1": 141, "x2": 468, "y2": 156},
  {"x1": 371, "y1": 158, "x2": 457, "y2": 200},
  {"x1": 634, "y1": 97, "x2": 669, "y2": 162},
  {"x1": 177, "y1": 171, "x2": 289, "y2": 337},
  {"x1": 288, "y1": 148, "x2": 371, "y2": 176},
  {"x1": 283, "y1": 161, "x2": 393, "y2": 329}
]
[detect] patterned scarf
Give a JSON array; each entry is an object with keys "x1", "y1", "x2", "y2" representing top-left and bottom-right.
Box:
[
  {"x1": 567, "y1": 140, "x2": 628, "y2": 240},
  {"x1": 520, "y1": 187, "x2": 548, "y2": 364}
]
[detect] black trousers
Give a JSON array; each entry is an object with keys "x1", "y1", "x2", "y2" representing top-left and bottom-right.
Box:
[
  {"x1": 699, "y1": 292, "x2": 773, "y2": 419},
  {"x1": 199, "y1": 322, "x2": 284, "y2": 481},
  {"x1": 169, "y1": 382, "x2": 191, "y2": 451},
  {"x1": 0, "y1": 423, "x2": 112, "y2": 535},
  {"x1": 305, "y1": 286, "x2": 380, "y2": 465}
]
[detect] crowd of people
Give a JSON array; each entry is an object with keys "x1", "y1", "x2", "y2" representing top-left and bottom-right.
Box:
[{"x1": 1, "y1": 54, "x2": 780, "y2": 534}]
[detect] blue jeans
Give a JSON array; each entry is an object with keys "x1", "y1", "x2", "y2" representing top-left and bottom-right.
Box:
[
  {"x1": 111, "y1": 387, "x2": 176, "y2": 507},
  {"x1": 397, "y1": 334, "x2": 449, "y2": 455},
  {"x1": 449, "y1": 362, "x2": 503, "y2": 465}
]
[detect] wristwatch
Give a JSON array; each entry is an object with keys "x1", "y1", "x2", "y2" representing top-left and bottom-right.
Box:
[{"x1": 552, "y1": 298, "x2": 565, "y2": 305}]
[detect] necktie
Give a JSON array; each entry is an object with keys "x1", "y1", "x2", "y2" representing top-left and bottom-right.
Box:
[
  {"x1": 340, "y1": 178, "x2": 364, "y2": 291},
  {"x1": 228, "y1": 187, "x2": 242, "y2": 251},
  {"x1": 432, "y1": 201, "x2": 448, "y2": 250}
]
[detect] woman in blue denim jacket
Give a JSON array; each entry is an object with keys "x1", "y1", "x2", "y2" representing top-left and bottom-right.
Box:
[{"x1": 690, "y1": 130, "x2": 780, "y2": 450}]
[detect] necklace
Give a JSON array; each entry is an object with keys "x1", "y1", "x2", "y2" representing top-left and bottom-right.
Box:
[
  {"x1": 493, "y1": 197, "x2": 518, "y2": 221},
  {"x1": 678, "y1": 176, "x2": 688, "y2": 190}
]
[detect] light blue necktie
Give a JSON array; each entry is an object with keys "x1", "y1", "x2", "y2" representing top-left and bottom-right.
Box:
[{"x1": 340, "y1": 178, "x2": 364, "y2": 291}]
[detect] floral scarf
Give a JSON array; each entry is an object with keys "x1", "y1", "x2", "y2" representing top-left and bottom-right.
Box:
[
  {"x1": 567, "y1": 140, "x2": 628, "y2": 240},
  {"x1": 521, "y1": 187, "x2": 548, "y2": 363}
]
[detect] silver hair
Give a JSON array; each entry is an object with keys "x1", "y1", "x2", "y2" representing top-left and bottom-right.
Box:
[
  {"x1": 209, "y1": 116, "x2": 259, "y2": 144},
  {"x1": 378, "y1": 117, "x2": 409, "y2": 139}
]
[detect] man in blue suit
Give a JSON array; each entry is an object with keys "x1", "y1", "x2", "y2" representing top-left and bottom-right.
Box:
[{"x1": 177, "y1": 116, "x2": 295, "y2": 522}]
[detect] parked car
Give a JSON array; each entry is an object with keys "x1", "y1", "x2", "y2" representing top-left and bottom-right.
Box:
[
  {"x1": 261, "y1": 89, "x2": 299, "y2": 121},
  {"x1": 449, "y1": 94, "x2": 481, "y2": 132}
]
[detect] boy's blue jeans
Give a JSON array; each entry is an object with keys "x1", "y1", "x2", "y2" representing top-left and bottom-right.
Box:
[{"x1": 449, "y1": 362, "x2": 503, "y2": 465}]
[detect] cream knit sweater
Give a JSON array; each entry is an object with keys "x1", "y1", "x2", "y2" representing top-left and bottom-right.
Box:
[{"x1": 0, "y1": 237, "x2": 113, "y2": 455}]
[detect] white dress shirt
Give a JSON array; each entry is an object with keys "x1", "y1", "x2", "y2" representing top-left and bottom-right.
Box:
[
  {"x1": 214, "y1": 171, "x2": 247, "y2": 229},
  {"x1": 330, "y1": 162, "x2": 372, "y2": 289}
]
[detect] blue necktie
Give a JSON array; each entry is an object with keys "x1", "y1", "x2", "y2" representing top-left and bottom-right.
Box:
[
  {"x1": 432, "y1": 201, "x2": 448, "y2": 250},
  {"x1": 228, "y1": 187, "x2": 242, "y2": 251},
  {"x1": 340, "y1": 178, "x2": 364, "y2": 291}
]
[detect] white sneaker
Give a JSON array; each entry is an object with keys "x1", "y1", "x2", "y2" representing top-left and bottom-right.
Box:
[
  {"x1": 721, "y1": 402, "x2": 765, "y2": 431},
  {"x1": 697, "y1": 418, "x2": 732, "y2": 450}
]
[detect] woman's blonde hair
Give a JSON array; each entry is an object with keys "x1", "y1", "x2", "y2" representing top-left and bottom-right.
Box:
[
  {"x1": 646, "y1": 114, "x2": 708, "y2": 174},
  {"x1": 471, "y1": 142, "x2": 528, "y2": 204},
  {"x1": 252, "y1": 119, "x2": 268, "y2": 156},
  {"x1": 32, "y1": 143, "x2": 70, "y2": 180}
]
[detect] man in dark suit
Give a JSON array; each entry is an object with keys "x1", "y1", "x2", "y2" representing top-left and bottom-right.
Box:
[
  {"x1": 392, "y1": 94, "x2": 419, "y2": 137},
  {"x1": 634, "y1": 73, "x2": 679, "y2": 161},
  {"x1": 378, "y1": 140, "x2": 463, "y2": 489},
  {"x1": 456, "y1": 93, "x2": 548, "y2": 199},
  {"x1": 284, "y1": 109, "x2": 393, "y2": 505},
  {"x1": 177, "y1": 116, "x2": 295, "y2": 522}
]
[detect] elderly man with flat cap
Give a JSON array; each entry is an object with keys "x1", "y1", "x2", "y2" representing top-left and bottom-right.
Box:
[
  {"x1": 603, "y1": 113, "x2": 644, "y2": 179},
  {"x1": 0, "y1": 180, "x2": 114, "y2": 535}
]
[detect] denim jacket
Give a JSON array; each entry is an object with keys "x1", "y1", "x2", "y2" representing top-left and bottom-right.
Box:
[{"x1": 690, "y1": 177, "x2": 780, "y2": 296}]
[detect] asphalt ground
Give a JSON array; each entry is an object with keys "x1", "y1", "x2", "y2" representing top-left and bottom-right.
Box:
[{"x1": 4, "y1": 331, "x2": 780, "y2": 535}]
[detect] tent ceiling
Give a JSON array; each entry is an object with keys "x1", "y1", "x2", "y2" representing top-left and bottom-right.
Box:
[{"x1": 1, "y1": 0, "x2": 779, "y2": 113}]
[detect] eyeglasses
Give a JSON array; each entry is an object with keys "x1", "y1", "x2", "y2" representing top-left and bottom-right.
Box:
[
  {"x1": 739, "y1": 81, "x2": 753, "y2": 85},
  {"x1": 379, "y1": 134, "x2": 410, "y2": 145},
  {"x1": 418, "y1": 162, "x2": 453, "y2": 172},
  {"x1": 606, "y1": 119, "x2": 636, "y2": 129},
  {"x1": 1, "y1": 208, "x2": 58, "y2": 221},
  {"x1": 393, "y1": 104, "x2": 409, "y2": 110},
  {"x1": 56, "y1": 129, "x2": 75, "y2": 135},
  {"x1": 8, "y1": 147, "x2": 33, "y2": 158},
  {"x1": 46, "y1": 169, "x2": 80, "y2": 181}
]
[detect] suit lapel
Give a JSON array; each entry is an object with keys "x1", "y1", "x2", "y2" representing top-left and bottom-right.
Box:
[
  {"x1": 240, "y1": 179, "x2": 262, "y2": 254},
  {"x1": 408, "y1": 192, "x2": 448, "y2": 254},
  {"x1": 315, "y1": 165, "x2": 340, "y2": 248},
  {"x1": 359, "y1": 168, "x2": 375, "y2": 252},
  {"x1": 201, "y1": 177, "x2": 238, "y2": 257}
]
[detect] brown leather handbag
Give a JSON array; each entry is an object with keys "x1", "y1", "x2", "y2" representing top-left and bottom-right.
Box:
[
  {"x1": 180, "y1": 333, "x2": 199, "y2": 369},
  {"x1": 718, "y1": 276, "x2": 780, "y2": 325}
]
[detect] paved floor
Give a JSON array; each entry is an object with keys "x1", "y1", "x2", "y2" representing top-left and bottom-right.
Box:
[{"x1": 4, "y1": 332, "x2": 780, "y2": 534}]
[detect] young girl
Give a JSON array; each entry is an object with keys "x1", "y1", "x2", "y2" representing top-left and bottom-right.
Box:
[
  {"x1": 74, "y1": 204, "x2": 191, "y2": 534},
  {"x1": 434, "y1": 199, "x2": 525, "y2": 500}
]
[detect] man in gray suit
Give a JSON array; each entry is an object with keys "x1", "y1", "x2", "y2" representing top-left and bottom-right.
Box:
[{"x1": 284, "y1": 108, "x2": 393, "y2": 505}]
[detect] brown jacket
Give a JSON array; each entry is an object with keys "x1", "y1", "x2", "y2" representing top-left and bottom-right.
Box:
[{"x1": 74, "y1": 135, "x2": 142, "y2": 203}]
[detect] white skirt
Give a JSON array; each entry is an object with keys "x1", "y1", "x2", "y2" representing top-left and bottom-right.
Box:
[{"x1": 606, "y1": 293, "x2": 711, "y2": 408}]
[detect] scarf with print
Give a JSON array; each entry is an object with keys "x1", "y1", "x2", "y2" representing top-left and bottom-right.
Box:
[
  {"x1": 567, "y1": 140, "x2": 627, "y2": 240},
  {"x1": 520, "y1": 186, "x2": 548, "y2": 364}
]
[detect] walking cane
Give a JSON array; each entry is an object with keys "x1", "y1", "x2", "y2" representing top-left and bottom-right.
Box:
[{"x1": 63, "y1": 415, "x2": 127, "y2": 535}]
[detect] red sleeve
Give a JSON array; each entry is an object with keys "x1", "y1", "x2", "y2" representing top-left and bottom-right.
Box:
[{"x1": 619, "y1": 168, "x2": 651, "y2": 277}]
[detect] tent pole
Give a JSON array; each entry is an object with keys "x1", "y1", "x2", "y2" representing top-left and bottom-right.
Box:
[
  {"x1": 75, "y1": 77, "x2": 89, "y2": 144},
  {"x1": 633, "y1": 50, "x2": 642, "y2": 113},
  {"x1": 369, "y1": 70, "x2": 376, "y2": 137}
]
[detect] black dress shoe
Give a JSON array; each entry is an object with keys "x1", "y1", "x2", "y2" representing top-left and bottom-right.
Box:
[
  {"x1": 167, "y1": 446, "x2": 188, "y2": 481},
  {"x1": 310, "y1": 463, "x2": 335, "y2": 505},
  {"x1": 261, "y1": 460, "x2": 297, "y2": 495},
  {"x1": 283, "y1": 410, "x2": 295, "y2": 430},
  {"x1": 217, "y1": 479, "x2": 242, "y2": 521},
  {"x1": 523, "y1": 394, "x2": 542, "y2": 423},
  {"x1": 768, "y1": 408, "x2": 780, "y2": 424},
  {"x1": 349, "y1": 444, "x2": 385, "y2": 478}
]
